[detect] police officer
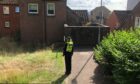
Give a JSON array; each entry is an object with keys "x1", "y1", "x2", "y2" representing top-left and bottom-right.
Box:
[{"x1": 63, "y1": 36, "x2": 74, "y2": 75}]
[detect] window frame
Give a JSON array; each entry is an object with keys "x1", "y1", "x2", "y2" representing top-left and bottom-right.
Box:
[
  {"x1": 28, "y1": 3, "x2": 39, "y2": 14},
  {"x1": 4, "y1": 21, "x2": 10, "y2": 28},
  {"x1": 3, "y1": 6, "x2": 10, "y2": 14},
  {"x1": 47, "y1": 3, "x2": 55, "y2": 16}
]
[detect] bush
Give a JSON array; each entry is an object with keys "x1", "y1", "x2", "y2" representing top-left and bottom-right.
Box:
[
  {"x1": 0, "y1": 37, "x2": 22, "y2": 55},
  {"x1": 13, "y1": 30, "x2": 21, "y2": 43},
  {"x1": 94, "y1": 28, "x2": 140, "y2": 84}
]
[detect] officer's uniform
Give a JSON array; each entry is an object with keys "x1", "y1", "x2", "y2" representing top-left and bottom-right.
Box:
[{"x1": 63, "y1": 38, "x2": 74, "y2": 75}]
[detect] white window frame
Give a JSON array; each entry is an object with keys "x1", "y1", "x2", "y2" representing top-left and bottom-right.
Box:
[
  {"x1": 5, "y1": 21, "x2": 10, "y2": 28},
  {"x1": 3, "y1": 6, "x2": 10, "y2": 14},
  {"x1": 28, "y1": 3, "x2": 39, "y2": 14},
  {"x1": 135, "y1": 17, "x2": 140, "y2": 28},
  {"x1": 47, "y1": 3, "x2": 55, "y2": 16}
]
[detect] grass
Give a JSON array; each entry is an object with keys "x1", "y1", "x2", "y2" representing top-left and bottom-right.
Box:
[{"x1": 0, "y1": 37, "x2": 65, "y2": 83}]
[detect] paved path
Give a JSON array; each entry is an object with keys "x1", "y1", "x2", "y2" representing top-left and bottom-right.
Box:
[
  {"x1": 64, "y1": 49, "x2": 96, "y2": 84},
  {"x1": 63, "y1": 48, "x2": 113, "y2": 84}
]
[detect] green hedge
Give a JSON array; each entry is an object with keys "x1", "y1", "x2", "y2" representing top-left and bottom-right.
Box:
[{"x1": 94, "y1": 28, "x2": 140, "y2": 84}]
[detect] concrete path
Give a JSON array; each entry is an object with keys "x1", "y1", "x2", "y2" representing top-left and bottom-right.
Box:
[
  {"x1": 64, "y1": 48, "x2": 96, "y2": 84},
  {"x1": 64, "y1": 48, "x2": 113, "y2": 84}
]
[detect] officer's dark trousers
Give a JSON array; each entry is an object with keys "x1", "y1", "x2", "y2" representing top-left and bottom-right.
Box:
[{"x1": 65, "y1": 55, "x2": 72, "y2": 74}]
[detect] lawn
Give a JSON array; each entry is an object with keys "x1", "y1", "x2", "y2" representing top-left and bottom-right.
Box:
[{"x1": 0, "y1": 37, "x2": 65, "y2": 83}]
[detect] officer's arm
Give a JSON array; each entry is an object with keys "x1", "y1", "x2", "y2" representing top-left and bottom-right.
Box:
[{"x1": 63, "y1": 44, "x2": 67, "y2": 56}]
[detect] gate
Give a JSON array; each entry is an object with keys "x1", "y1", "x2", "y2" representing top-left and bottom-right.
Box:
[{"x1": 64, "y1": 26, "x2": 110, "y2": 47}]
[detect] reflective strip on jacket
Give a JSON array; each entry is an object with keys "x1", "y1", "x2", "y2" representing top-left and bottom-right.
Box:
[{"x1": 66, "y1": 41, "x2": 73, "y2": 52}]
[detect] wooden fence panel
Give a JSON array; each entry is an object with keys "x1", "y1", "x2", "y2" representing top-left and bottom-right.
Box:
[{"x1": 65, "y1": 26, "x2": 110, "y2": 47}]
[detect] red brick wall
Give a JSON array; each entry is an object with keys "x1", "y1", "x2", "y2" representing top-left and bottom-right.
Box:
[
  {"x1": 106, "y1": 12, "x2": 119, "y2": 31},
  {"x1": 0, "y1": 4, "x2": 20, "y2": 37},
  {"x1": 46, "y1": 1, "x2": 66, "y2": 45},
  {"x1": 19, "y1": 0, "x2": 45, "y2": 44},
  {"x1": 19, "y1": 0, "x2": 66, "y2": 45}
]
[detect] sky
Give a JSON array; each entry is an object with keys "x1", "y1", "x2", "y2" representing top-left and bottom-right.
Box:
[{"x1": 67, "y1": 0, "x2": 128, "y2": 11}]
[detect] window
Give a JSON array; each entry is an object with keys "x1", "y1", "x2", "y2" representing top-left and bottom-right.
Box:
[
  {"x1": 15, "y1": 6, "x2": 20, "y2": 13},
  {"x1": 47, "y1": 3, "x2": 55, "y2": 16},
  {"x1": 135, "y1": 17, "x2": 140, "y2": 27},
  {"x1": 3, "y1": 6, "x2": 9, "y2": 14},
  {"x1": 28, "y1": 3, "x2": 39, "y2": 14},
  {"x1": 5, "y1": 21, "x2": 10, "y2": 28}
]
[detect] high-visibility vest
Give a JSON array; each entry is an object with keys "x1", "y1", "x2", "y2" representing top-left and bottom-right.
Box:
[{"x1": 66, "y1": 41, "x2": 73, "y2": 52}]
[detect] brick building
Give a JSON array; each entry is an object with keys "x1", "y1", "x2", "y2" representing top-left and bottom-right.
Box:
[
  {"x1": 19, "y1": 0, "x2": 67, "y2": 45},
  {"x1": 0, "y1": 0, "x2": 20, "y2": 37},
  {"x1": 106, "y1": 10, "x2": 132, "y2": 31},
  {"x1": 67, "y1": 7, "x2": 82, "y2": 26},
  {"x1": 132, "y1": 2, "x2": 140, "y2": 28},
  {"x1": 90, "y1": 6, "x2": 111, "y2": 24},
  {"x1": 106, "y1": 0, "x2": 140, "y2": 30},
  {"x1": 72, "y1": 10, "x2": 89, "y2": 25}
]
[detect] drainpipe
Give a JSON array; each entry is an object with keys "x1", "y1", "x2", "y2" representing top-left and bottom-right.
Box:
[{"x1": 44, "y1": 0, "x2": 47, "y2": 45}]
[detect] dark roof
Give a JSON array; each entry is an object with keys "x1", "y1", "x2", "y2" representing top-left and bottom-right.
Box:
[
  {"x1": 72, "y1": 10, "x2": 89, "y2": 24},
  {"x1": 91, "y1": 6, "x2": 111, "y2": 13},
  {"x1": 66, "y1": 7, "x2": 82, "y2": 26},
  {"x1": 133, "y1": 1, "x2": 140, "y2": 13},
  {"x1": 114, "y1": 10, "x2": 132, "y2": 28},
  {"x1": 114, "y1": 10, "x2": 131, "y2": 22},
  {"x1": 67, "y1": 7, "x2": 78, "y2": 17}
]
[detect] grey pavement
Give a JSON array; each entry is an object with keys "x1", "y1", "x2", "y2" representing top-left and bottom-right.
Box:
[
  {"x1": 64, "y1": 48, "x2": 97, "y2": 84},
  {"x1": 63, "y1": 48, "x2": 114, "y2": 84}
]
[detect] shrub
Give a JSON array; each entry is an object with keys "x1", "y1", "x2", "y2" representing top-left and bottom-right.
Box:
[
  {"x1": 13, "y1": 30, "x2": 21, "y2": 43},
  {"x1": 94, "y1": 28, "x2": 140, "y2": 84},
  {"x1": 0, "y1": 37, "x2": 22, "y2": 55}
]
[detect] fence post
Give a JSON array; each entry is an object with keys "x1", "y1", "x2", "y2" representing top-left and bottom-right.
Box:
[{"x1": 98, "y1": 26, "x2": 101, "y2": 43}]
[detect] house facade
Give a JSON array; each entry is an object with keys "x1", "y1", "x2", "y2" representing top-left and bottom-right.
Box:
[
  {"x1": 19, "y1": 0, "x2": 67, "y2": 45},
  {"x1": 0, "y1": 0, "x2": 20, "y2": 37},
  {"x1": 90, "y1": 6, "x2": 111, "y2": 24}
]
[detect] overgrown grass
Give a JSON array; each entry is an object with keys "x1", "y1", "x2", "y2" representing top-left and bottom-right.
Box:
[{"x1": 0, "y1": 37, "x2": 64, "y2": 83}]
